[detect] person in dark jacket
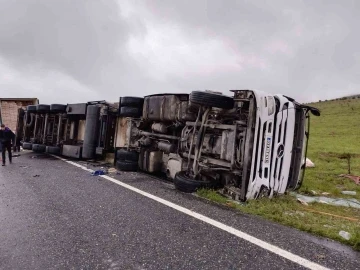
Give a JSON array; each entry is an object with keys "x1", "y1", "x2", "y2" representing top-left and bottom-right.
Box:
[{"x1": 0, "y1": 124, "x2": 15, "y2": 166}]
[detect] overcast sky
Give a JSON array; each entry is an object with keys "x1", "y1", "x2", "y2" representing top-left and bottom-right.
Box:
[{"x1": 0, "y1": 0, "x2": 359, "y2": 104}]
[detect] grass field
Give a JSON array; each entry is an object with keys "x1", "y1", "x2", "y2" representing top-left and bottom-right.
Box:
[
  {"x1": 198, "y1": 98, "x2": 360, "y2": 251},
  {"x1": 302, "y1": 98, "x2": 360, "y2": 200}
]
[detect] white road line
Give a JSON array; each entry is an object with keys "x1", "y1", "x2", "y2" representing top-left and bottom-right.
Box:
[{"x1": 54, "y1": 156, "x2": 330, "y2": 270}]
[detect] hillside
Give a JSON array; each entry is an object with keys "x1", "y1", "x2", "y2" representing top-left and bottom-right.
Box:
[{"x1": 303, "y1": 98, "x2": 360, "y2": 199}]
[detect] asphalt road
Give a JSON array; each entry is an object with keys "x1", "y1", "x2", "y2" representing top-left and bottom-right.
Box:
[{"x1": 0, "y1": 152, "x2": 359, "y2": 270}]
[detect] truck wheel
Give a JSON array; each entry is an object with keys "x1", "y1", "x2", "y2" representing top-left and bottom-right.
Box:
[
  {"x1": 190, "y1": 91, "x2": 234, "y2": 110},
  {"x1": 50, "y1": 104, "x2": 67, "y2": 113},
  {"x1": 119, "y1": 106, "x2": 142, "y2": 118},
  {"x1": 120, "y1": 97, "x2": 144, "y2": 107},
  {"x1": 116, "y1": 149, "x2": 139, "y2": 162},
  {"x1": 27, "y1": 105, "x2": 37, "y2": 113},
  {"x1": 36, "y1": 104, "x2": 51, "y2": 113},
  {"x1": 22, "y1": 142, "x2": 33, "y2": 150},
  {"x1": 32, "y1": 144, "x2": 46, "y2": 153},
  {"x1": 174, "y1": 171, "x2": 214, "y2": 193},
  {"x1": 46, "y1": 146, "x2": 61, "y2": 155},
  {"x1": 116, "y1": 160, "x2": 138, "y2": 171}
]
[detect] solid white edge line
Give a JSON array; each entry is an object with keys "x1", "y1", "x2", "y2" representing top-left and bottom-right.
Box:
[{"x1": 53, "y1": 155, "x2": 330, "y2": 270}]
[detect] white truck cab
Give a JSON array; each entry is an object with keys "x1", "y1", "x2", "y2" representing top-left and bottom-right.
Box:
[{"x1": 245, "y1": 91, "x2": 317, "y2": 200}]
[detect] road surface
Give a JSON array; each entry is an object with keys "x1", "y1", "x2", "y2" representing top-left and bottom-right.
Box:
[{"x1": 0, "y1": 152, "x2": 359, "y2": 270}]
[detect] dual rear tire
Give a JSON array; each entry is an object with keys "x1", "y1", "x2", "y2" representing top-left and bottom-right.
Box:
[
  {"x1": 115, "y1": 149, "x2": 139, "y2": 171},
  {"x1": 118, "y1": 97, "x2": 144, "y2": 118}
]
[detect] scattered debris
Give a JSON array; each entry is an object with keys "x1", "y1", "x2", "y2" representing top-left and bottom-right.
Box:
[
  {"x1": 321, "y1": 192, "x2": 330, "y2": 196},
  {"x1": 108, "y1": 168, "x2": 117, "y2": 174},
  {"x1": 339, "y1": 174, "x2": 360, "y2": 185},
  {"x1": 341, "y1": 191, "x2": 357, "y2": 196},
  {"x1": 315, "y1": 254, "x2": 326, "y2": 260},
  {"x1": 91, "y1": 170, "x2": 107, "y2": 176},
  {"x1": 310, "y1": 190, "x2": 317, "y2": 195},
  {"x1": 12, "y1": 154, "x2": 20, "y2": 158},
  {"x1": 319, "y1": 200, "x2": 330, "y2": 204},
  {"x1": 31, "y1": 156, "x2": 37, "y2": 159},
  {"x1": 306, "y1": 158, "x2": 315, "y2": 168},
  {"x1": 295, "y1": 193, "x2": 360, "y2": 209},
  {"x1": 32, "y1": 175, "x2": 40, "y2": 178},
  {"x1": 297, "y1": 198, "x2": 309, "y2": 206},
  {"x1": 339, "y1": 231, "x2": 351, "y2": 240},
  {"x1": 304, "y1": 209, "x2": 359, "y2": 222}
]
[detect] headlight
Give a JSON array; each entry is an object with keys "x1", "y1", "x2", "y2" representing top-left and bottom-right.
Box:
[{"x1": 268, "y1": 96, "x2": 275, "y2": 115}]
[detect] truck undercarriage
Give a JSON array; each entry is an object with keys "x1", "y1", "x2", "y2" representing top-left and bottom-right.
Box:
[{"x1": 115, "y1": 90, "x2": 320, "y2": 201}]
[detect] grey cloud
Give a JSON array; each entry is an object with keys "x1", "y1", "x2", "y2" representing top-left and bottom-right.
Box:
[
  {"x1": 0, "y1": 0, "x2": 359, "y2": 103},
  {"x1": 0, "y1": 0, "x2": 128, "y2": 86},
  {"x1": 140, "y1": 0, "x2": 360, "y2": 100}
]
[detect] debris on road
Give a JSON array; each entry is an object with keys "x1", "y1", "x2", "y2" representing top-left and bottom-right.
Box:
[
  {"x1": 339, "y1": 231, "x2": 351, "y2": 240},
  {"x1": 341, "y1": 191, "x2": 357, "y2": 196},
  {"x1": 108, "y1": 168, "x2": 117, "y2": 174},
  {"x1": 12, "y1": 154, "x2": 20, "y2": 158},
  {"x1": 32, "y1": 175, "x2": 40, "y2": 177},
  {"x1": 339, "y1": 174, "x2": 360, "y2": 185},
  {"x1": 91, "y1": 170, "x2": 107, "y2": 176},
  {"x1": 306, "y1": 158, "x2": 315, "y2": 168}
]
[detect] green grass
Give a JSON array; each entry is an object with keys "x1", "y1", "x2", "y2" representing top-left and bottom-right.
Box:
[
  {"x1": 197, "y1": 98, "x2": 360, "y2": 251},
  {"x1": 302, "y1": 98, "x2": 360, "y2": 200},
  {"x1": 198, "y1": 189, "x2": 360, "y2": 251}
]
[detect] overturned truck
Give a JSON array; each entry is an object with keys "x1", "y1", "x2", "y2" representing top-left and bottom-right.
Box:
[
  {"x1": 17, "y1": 89, "x2": 319, "y2": 201},
  {"x1": 115, "y1": 90, "x2": 320, "y2": 201}
]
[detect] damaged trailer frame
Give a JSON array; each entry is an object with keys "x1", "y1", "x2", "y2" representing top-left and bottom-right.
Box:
[
  {"x1": 115, "y1": 90, "x2": 320, "y2": 201},
  {"x1": 62, "y1": 101, "x2": 117, "y2": 160},
  {"x1": 21, "y1": 104, "x2": 68, "y2": 153}
]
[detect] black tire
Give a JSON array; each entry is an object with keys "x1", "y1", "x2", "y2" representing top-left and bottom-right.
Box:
[
  {"x1": 116, "y1": 149, "x2": 139, "y2": 162},
  {"x1": 174, "y1": 171, "x2": 215, "y2": 193},
  {"x1": 50, "y1": 104, "x2": 67, "y2": 113},
  {"x1": 190, "y1": 91, "x2": 234, "y2": 109},
  {"x1": 22, "y1": 142, "x2": 33, "y2": 150},
  {"x1": 27, "y1": 105, "x2": 37, "y2": 113},
  {"x1": 120, "y1": 97, "x2": 144, "y2": 108},
  {"x1": 119, "y1": 106, "x2": 142, "y2": 118},
  {"x1": 36, "y1": 104, "x2": 50, "y2": 113},
  {"x1": 32, "y1": 144, "x2": 46, "y2": 153},
  {"x1": 46, "y1": 146, "x2": 61, "y2": 155},
  {"x1": 116, "y1": 160, "x2": 138, "y2": 171}
]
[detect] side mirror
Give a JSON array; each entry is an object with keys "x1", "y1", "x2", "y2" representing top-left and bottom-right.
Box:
[{"x1": 310, "y1": 108, "x2": 321, "y2": 116}]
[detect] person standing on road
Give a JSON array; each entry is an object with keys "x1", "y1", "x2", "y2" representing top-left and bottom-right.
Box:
[{"x1": 0, "y1": 124, "x2": 15, "y2": 166}]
